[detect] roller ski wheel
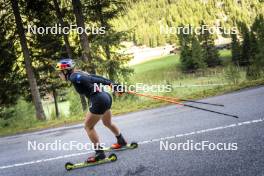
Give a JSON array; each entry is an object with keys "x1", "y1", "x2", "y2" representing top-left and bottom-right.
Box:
[
  {"x1": 65, "y1": 162, "x2": 74, "y2": 171},
  {"x1": 64, "y1": 153, "x2": 117, "y2": 171},
  {"x1": 108, "y1": 153, "x2": 117, "y2": 161},
  {"x1": 130, "y1": 142, "x2": 138, "y2": 149}
]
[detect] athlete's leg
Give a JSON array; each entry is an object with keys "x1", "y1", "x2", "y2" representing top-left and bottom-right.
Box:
[
  {"x1": 84, "y1": 112, "x2": 106, "y2": 162},
  {"x1": 102, "y1": 110, "x2": 120, "y2": 136},
  {"x1": 102, "y1": 109, "x2": 127, "y2": 147},
  {"x1": 84, "y1": 112, "x2": 102, "y2": 147}
]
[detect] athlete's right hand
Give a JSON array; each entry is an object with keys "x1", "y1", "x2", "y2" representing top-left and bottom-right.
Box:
[{"x1": 110, "y1": 84, "x2": 126, "y2": 94}]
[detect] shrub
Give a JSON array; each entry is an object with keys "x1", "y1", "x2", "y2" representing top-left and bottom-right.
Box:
[
  {"x1": 67, "y1": 89, "x2": 83, "y2": 116},
  {"x1": 224, "y1": 65, "x2": 241, "y2": 85},
  {"x1": 246, "y1": 64, "x2": 262, "y2": 80},
  {"x1": 0, "y1": 98, "x2": 36, "y2": 128}
]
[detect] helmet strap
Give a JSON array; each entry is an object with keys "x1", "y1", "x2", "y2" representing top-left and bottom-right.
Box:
[{"x1": 62, "y1": 70, "x2": 73, "y2": 80}]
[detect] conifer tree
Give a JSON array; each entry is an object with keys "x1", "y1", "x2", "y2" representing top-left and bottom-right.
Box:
[
  {"x1": 199, "y1": 23, "x2": 221, "y2": 67},
  {"x1": 231, "y1": 33, "x2": 241, "y2": 66},
  {"x1": 178, "y1": 26, "x2": 194, "y2": 71},
  {"x1": 240, "y1": 24, "x2": 250, "y2": 66},
  {"x1": 84, "y1": 0, "x2": 132, "y2": 82},
  {"x1": 11, "y1": 0, "x2": 46, "y2": 120},
  {"x1": 192, "y1": 36, "x2": 207, "y2": 70}
]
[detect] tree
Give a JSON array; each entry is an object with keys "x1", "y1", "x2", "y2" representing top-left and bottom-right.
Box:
[
  {"x1": 246, "y1": 15, "x2": 264, "y2": 79},
  {"x1": 249, "y1": 31, "x2": 258, "y2": 62},
  {"x1": 240, "y1": 24, "x2": 250, "y2": 66},
  {"x1": 23, "y1": 0, "x2": 70, "y2": 118},
  {"x1": 191, "y1": 36, "x2": 207, "y2": 70},
  {"x1": 52, "y1": 0, "x2": 74, "y2": 58},
  {"x1": 231, "y1": 33, "x2": 240, "y2": 65},
  {"x1": 0, "y1": 17, "x2": 20, "y2": 110},
  {"x1": 72, "y1": 0, "x2": 97, "y2": 111},
  {"x1": 53, "y1": 0, "x2": 81, "y2": 116},
  {"x1": 178, "y1": 26, "x2": 193, "y2": 71},
  {"x1": 10, "y1": 0, "x2": 46, "y2": 120},
  {"x1": 252, "y1": 14, "x2": 264, "y2": 66},
  {"x1": 72, "y1": 0, "x2": 95, "y2": 73},
  {"x1": 52, "y1": 0, "x2": 89, "y2": 112},
  {"x1": 84, "y1": 0, "x2": 132, "y2": 82},
  {"x1": 199, "y1": 23, "x2": 221, "y2": 67}
]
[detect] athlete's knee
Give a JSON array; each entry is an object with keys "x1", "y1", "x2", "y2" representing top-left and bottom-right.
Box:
[
  {"x1": 102, "y1": 120, "x2": 112, "y2": 128},
  {"x1": 84, "y1": 122, "x2": 94, "y2": 131}
]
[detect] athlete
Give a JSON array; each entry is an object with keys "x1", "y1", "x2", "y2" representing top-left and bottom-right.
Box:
[{"x1": 56, "y1": 58, "x2": 127, "y2": 162}]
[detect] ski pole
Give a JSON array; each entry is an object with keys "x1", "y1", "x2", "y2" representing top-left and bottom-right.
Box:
[
  {"x1": 127, "y1": 91, "x2": 238, "y2": 118},
  {"x1": 149, "y1": 95, "x2": 224, "y2": 107}
]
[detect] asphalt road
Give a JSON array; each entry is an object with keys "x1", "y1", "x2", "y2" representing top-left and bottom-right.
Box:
[{"x1": 0, "y1": 86, "x2": 264, "y2": 176}]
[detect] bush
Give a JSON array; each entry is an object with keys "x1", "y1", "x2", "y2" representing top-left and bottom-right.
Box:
[
  {"x1": 13, "y1": 98, "x2": 35, "y2": 121},
  {"x1": 67, "y1": 88, "x2": 83, "y2": 116},
  {"x1": 0, "y1": 118, "x2": 11, "y2": 127},
  {"x1": 0, "y1": 106, "x2": 15, "y2": 120},
  {"x1": 224, "y1": 65, "x2": 241, "y2": 85},
  {"x1": 246, "y1": 64, "x2": 262, "y2": 80},
  {"x1": 0, "y1": 98, "x2": 36, "y2": 128},
  {"x1": 50, "y1": 108, "x2": 66, "y2": 120}
]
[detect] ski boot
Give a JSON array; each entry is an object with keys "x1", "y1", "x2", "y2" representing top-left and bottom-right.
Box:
[
  {"x1": 86, "y1": 150, "x2": 106, "y2": 163},
  {"x1": 111, "y1": 133, "x2": 127, "y2": 149}
]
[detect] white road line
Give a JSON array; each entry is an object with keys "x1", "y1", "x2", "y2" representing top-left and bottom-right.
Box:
[
  {"x1": 138, "y1": 118, "x2": 263, "y2": 145},
  {"x1": 0, "y1": 151, "x2": 93, "y2": 170},
  {"x1": 0, "y1": 118, "x2": 263, "y2": 170}
]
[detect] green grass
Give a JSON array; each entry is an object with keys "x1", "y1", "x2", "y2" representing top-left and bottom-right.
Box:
[
  {"x1": 131, "y1": 54, "x2": 181, "y2": 84},
  {"x1": 219, "y1": 49, "x2": 232, "y2": 65},
  {"x1": 113, "y1": 50, "x2": 261, "y2": 115},
  {"x1": 1, "y1": 50, "x2": 264, "y2": 136},
  {"x1": 132, "y1": 54, "x2": 180, "y2": 74},
  {"x1": 219, "y1": 49, "x2": 231, "y2": 58},
  {"x1": 131, "y1": 50, "x2": 232, "y2": 84}
]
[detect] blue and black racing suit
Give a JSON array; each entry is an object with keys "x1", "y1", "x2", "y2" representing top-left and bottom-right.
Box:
[{"x1": 69, "y1": 71, "x2": 113, "y2": 114}]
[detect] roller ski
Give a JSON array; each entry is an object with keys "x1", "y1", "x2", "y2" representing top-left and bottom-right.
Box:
[
  {"x1": 104, "y1": 142, "x2": 138, "y2": 152},
  {"x1": 104, "y1": 133, "x2": 138, "y2": 152},
  {"x1": 65, "y1": 152, "x2": 117, "y2": 171}
]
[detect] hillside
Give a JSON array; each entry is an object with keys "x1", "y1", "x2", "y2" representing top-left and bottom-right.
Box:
[{"x1": 114, "y1": 0, "x2": 264, "y2": 47}]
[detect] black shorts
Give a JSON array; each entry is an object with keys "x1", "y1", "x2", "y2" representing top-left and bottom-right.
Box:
[{"x1": 89, "y1": 92, "x2": 112, "y2": 115}]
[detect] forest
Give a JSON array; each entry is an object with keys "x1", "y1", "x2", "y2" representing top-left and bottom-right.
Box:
[{"x1": 116, "y1": 0, "x2": 264, "y2": 47}]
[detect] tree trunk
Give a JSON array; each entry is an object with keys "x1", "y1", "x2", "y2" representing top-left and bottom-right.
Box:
[
  {"x1": 71, "y1": 0, "x2": 95, "y2": 74},
  {"x1": 105, "y1": 45, "x2": 115, "y2": 80},
  {"x1": 72, "y1": 0, "x2": 96, "y2": 111},
  {"x1": 11, "y1": 0, "x2": 46, "y2": 120},
  {"x1": 53, "y1": 0, "x2": 88, "y2": 111},
  {"x1": 52, "y1": 87, "x2": 60, "y2": 118},
  {"x1": 52, "y1": 0, "x2": 73, "y2": 58},
  {"x1": 99, "y1": 15, "x2": 114, "y2": 81}
]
